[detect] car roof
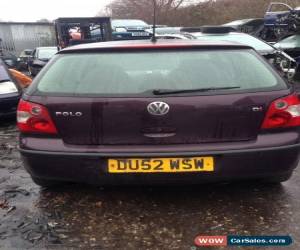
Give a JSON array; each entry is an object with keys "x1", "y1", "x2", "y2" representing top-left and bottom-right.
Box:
[{"x1": 59, "y1": 40, "x2": 252, "y2": 54}]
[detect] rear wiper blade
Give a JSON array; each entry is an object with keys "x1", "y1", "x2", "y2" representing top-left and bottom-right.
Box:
[{"x1": 153, "y1": 86, "x2": 241, "y2": 95}]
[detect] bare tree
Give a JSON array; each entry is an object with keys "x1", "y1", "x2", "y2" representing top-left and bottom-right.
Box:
[
  {"x1": 106, "y1": 0, "x2": 187, "y2": 24},
  {"x1": 104, "y1": 0, "x2": 300, "y2": 26}
]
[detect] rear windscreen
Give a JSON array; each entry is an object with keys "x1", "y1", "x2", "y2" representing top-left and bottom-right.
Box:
[{"x1": 36, "y1": 49, "x2": 286, "y2": 96}]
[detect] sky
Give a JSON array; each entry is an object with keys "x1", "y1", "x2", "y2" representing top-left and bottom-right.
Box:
[{"x1": 0, "y1": 0, "x2": 113, "y2": 22}]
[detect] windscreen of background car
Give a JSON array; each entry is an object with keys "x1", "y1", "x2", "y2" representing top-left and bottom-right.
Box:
[{"x1": 36, "y1": 50, "x2": 286, "y2": 96}]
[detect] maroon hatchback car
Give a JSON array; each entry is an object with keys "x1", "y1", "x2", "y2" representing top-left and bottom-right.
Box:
[{"x1": 17, "y1": 40, "x2": 300, "y2": 187}]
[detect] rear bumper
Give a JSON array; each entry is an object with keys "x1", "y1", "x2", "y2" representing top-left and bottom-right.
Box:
[{"x1": 20, "y1": 142, "x2": 300, "y2": 185}]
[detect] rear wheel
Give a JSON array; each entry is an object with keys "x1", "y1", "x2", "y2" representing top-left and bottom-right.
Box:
[{"x1": 31, "y1": 176, "x2": 64, "y2": 188}]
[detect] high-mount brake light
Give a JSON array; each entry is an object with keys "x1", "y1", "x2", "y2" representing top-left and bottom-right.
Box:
[
  {"x1": 262, "y1": 94, "x2": 300, "y2": 129},
  {"x1": 17, "y1": 99, "x2": 58, "y2": 134}
]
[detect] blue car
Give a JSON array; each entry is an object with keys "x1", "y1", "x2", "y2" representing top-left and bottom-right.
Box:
[
  {"x1": 264, "y1": 3, "x2": 298, "y2": 28},
  {"x1": 263, "y1": 2, "x2": 300, "y2": 41},
  {"x1": 0, "y1": 59, "x2": 21, "y2": 119}
]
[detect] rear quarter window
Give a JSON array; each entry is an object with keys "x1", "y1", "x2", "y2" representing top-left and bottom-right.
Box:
[{"x1": 34, "y1": 49, "x2": 287, "y2": 96}]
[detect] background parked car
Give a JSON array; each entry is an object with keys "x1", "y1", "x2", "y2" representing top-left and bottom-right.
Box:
[
  {"x1": 190, "y1": 26, "x2": 297, "y2": 80},
  {"x1": 27, "y1": 47, "x2": 58, "y2": 76},
  {"x1": 17, "y1": 49, "x2": 33, "y2": 70},
  {"x1": 0, "y1": 58, "x2": 21, "y2": 118},
  {"x1": 111, "y1": 19, "x2": 151, "y2": 40}
]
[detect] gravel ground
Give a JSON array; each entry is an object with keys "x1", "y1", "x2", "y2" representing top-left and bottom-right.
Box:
[{"x1": 0, "y1": 120, "x2": 300, "y2": 250}]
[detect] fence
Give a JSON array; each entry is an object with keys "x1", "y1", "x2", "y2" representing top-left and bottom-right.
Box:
[{"x1": 0, "y1": 22, "x2": 56, "y2": 56}]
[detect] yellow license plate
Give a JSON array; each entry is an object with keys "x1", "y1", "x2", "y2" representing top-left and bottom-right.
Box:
[{"x1": 108, "y1": 157, "x2": 214, "y2": 173}]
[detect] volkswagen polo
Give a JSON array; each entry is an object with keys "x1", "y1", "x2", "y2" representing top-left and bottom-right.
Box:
[{"x1": 18, "y1": 40, "x2": 300, "y2": 187}]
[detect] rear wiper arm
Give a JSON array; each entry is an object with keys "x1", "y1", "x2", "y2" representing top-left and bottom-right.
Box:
[{"x1": 153, "y1": 86, "x2": 241, "y2": 95}]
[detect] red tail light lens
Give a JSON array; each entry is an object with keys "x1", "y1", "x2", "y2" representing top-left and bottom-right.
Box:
[
  {"x1": 262, "y1": 94, "x2": 300, "y2": 129},
  {"x1": 17, "y1": 99, "x2": 58, "y2": 134}
]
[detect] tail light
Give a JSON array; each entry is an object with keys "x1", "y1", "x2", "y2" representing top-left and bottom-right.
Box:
[
  {"x1": 262, "y1": 94, "x2": 300, "y2": 129},
  {"x1": 17, "y1": 99, "x2": 58, "y2": 134}
]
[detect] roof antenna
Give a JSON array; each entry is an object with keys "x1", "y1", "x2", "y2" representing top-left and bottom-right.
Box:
[{"x1": 151, "y1": 0, "x2": 157, "y2": 43}]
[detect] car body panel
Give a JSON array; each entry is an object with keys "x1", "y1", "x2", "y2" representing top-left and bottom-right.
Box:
[
  {"x1": 25, "y1": 90, "x2": 289, "y2": 146},
  {"x1": 0, "y1": 59, "x2": 21, "y2": 117}
]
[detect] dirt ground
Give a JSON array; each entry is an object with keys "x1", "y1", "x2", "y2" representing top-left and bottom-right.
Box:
[{"x1": 0, "y1": 120, "x2": 300, "y2": 250}]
